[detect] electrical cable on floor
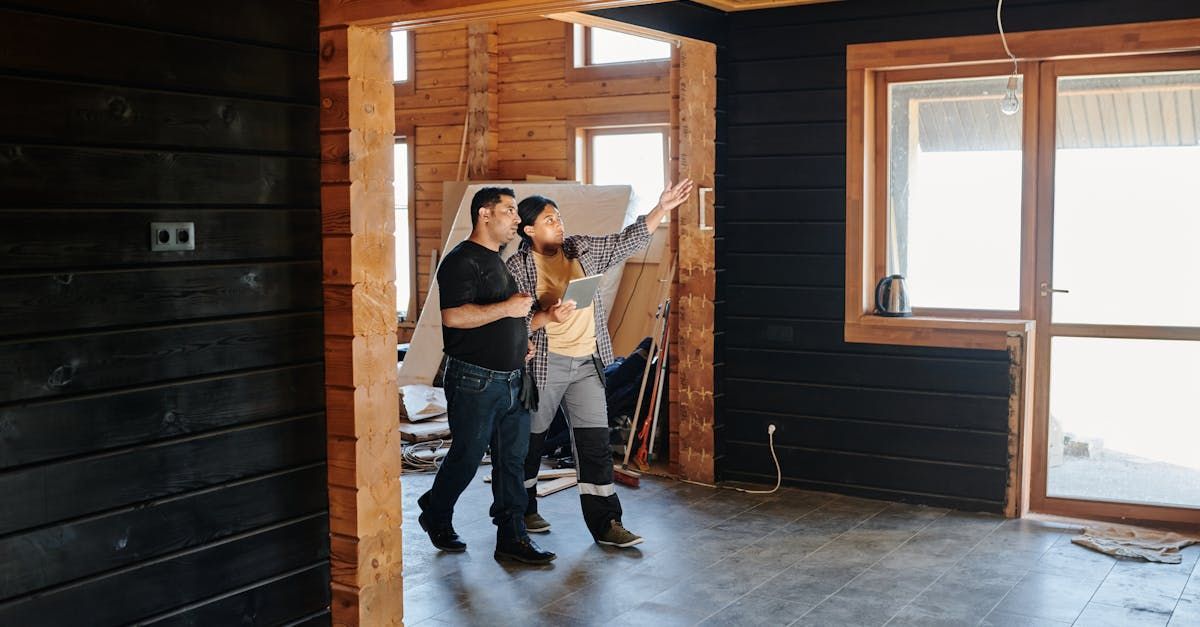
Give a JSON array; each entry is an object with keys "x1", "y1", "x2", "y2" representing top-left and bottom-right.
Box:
[
  {"x1": 402, "y1": 439, "x2": 448, "y2": 473},
  {"x1": 679, "y1": 424, "x2": 781, "y2": 495},
  {"x1": 611, "y1": 238, "x2": 653, "y2": 333}
]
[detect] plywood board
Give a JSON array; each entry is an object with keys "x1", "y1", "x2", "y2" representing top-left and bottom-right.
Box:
[
  {"x1": 399, "y1": 182, "x2": 632, "y2": 386},
  {"x1": 536, "y1": 476, "x2": 577, "y2": 497}
]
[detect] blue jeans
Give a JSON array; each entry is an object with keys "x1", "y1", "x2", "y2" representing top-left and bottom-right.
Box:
[{"x1": 420, "y1": 356, "x2": 530, "y2": 542}]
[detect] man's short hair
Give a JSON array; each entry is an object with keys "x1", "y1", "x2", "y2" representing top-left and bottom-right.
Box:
[{"x1": 469, "y1": 187, "x2": 516, "y2": 226}]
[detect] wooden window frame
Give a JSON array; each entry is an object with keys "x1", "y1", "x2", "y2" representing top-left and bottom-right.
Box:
[
  {"x1": 391, "y1": 28, "x2": 415, "y2": 96},
  {"x1": 565, "y1": 111, "x2": 670, "y2": 184},
  {"x1": 564, "y1": 22, "x2": 671, "y2": 82},
  {"x1": 845, "y1": 17, "x2": 1200, "y2": 352}
]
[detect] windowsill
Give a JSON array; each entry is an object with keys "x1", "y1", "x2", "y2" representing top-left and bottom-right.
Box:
[{"x1": 845, "y1": 314, "x2": 1032, "y2": 351}]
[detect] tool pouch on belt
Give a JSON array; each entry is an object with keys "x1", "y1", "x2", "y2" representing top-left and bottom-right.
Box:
[
  {"x1": 519, "y1": 367, "x2": 539, "y2": 411},
  {"x1": 591, "y1": 354, "x2": 607, "y2": 387}
]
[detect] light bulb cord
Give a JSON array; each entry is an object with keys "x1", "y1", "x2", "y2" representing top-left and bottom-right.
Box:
[{"x1": 996, "y1": 0, "x2": 1018, "y2": 78}]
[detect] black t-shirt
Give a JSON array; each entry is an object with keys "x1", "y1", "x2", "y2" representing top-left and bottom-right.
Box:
[{"x1": 437, "y1": 240, "x2": 527, "y2": 372}]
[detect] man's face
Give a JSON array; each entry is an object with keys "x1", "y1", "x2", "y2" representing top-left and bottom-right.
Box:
[
  {"x1": 524, "y1": 205, "x2": 564, "y2": 248},
  {"x1": 481, "y1": 195, "x2": 519, "y2": 243}
]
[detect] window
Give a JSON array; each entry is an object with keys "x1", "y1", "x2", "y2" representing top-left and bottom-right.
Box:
[
  {"x1": 567, "y1": 24, "x2": 671, "y2": 81},
  {"x1": 578, "y1": 124, "x2": 669, "y2": 225},
  {"x1": 884, "y1": 71, "x2": 1025, "y2": 313},
  {"x1": 391, "y1": 29, "x2": 414, "y2": 95},
  {"x1": 394, "y1": 137, "x2": 413, "y2": 322},
  {"x1": 576, "y1": 25, "x2": 670, "y2": 66},
  {"x1": 846, "y1": 22, "x2": 1200, "y2": 355}
]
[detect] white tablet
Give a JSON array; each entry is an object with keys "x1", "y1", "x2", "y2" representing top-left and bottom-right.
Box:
[{"x1": 561, "y1": 274, "x2": 603, "y2": 309}]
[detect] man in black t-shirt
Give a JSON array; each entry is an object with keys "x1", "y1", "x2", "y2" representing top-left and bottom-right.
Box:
[{"x1": 416, "y1": 187, "x2": 556, "y2": 565}]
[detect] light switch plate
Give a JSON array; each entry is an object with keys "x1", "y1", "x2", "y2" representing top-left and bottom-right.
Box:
[{"x1": 150, "y1": 222, "x2": 195, "y2": 252}]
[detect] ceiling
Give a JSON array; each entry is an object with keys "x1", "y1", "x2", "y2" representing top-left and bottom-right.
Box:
[{"x1": 687, "y1": 0, "x2": 839, "y2": 12}]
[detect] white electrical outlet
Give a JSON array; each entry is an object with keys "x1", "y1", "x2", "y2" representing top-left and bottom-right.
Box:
[{"x1": 150, "y1": 222, "x2": 195, "y2": 252}]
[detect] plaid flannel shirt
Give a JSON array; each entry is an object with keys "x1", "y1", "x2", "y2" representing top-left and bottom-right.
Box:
[{"x1": 505, "y1": 215, "x2": 652, "y2": 389}]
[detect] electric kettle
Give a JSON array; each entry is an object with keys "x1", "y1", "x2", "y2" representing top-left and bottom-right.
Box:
[{"x1": 875, "y1": 275, "x2": 912, "y2": 317}]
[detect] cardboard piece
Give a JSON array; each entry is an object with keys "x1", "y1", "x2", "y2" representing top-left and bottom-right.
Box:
[
  {"x1": 399, "y1": 384, "x2": 447, "y2": 422},
  {"x1": 400, "y1": 183, "x2": 633, "y2": 386},
  {"x1": 398, "y1": 417, "x2": 450, "y2": 443}
]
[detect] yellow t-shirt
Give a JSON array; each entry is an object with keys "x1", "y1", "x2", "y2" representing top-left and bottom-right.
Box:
[{"x1": 533, "y1": 248, "x2": 596, "y2": 357}]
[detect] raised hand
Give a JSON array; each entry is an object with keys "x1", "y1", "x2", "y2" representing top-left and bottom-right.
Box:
[{"x1": 657, "y1": 179, "x2": 695, "y2": 213}]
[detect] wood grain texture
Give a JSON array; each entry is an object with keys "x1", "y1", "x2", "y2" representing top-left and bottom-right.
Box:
[
  {"x1": 318, "y1": 23, "x2": 403, "y2": 626},
  {"x1": 0, "y1": 364, "x2": 325, "y2": 470},
  {"x1": 0, "y1": 465, "x2": 328, "y2": 599},
  {"x1": 0, "y1": 3, "x2": 327, "y2": 619},
  {"x1": 0, "y1": 10, "x2": 316, "y2": 101},
  {"x1": 0, "y1": 515, "x2": 329, "y2": 625}
]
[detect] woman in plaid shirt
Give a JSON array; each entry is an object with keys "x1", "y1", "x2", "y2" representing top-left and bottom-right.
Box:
[{"x1": 506, "y1": 180, "x2": 693, "y2": 548}]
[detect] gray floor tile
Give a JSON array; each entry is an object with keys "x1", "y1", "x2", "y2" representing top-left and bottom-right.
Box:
[
  {"x1": 647, "y1": 577, "x2": 749, "y2": 617},
  {"x1": 1029, "y1": 542, "x2": 1117, "y2": 582},
  {"x1": 991, "y1": 571, "x2": 1099, "y2": 623},
  {"x1": 617, "y1": 600, "x2": 712, "y2": 626},
  {"x1": 1074, "y1": 602, "x2": 1172, "y2": 627},
  {"x1": 698, "y1": 593, "x2": 813, "y2": 627},
  {"x1": 399, "y1": 469, "x2": 1196, "y2": 626},
  {"x1": 1091, "y1": 563, "x2": 1190, "y2": 614},
  {"x1": 549, "y1": 572, "x2": 677, "y2": 622},
  {"x1": 795, "y1": 587, "x2": 909, "y2": 627},
  {"x1": 980, "y1": 610, "x2": 1071, "y2": 626},
  {"x1": 906, "y1": 577, "x2": 1016, "y2": 622},
  {"x1": 753, "y1": 560, "x2": 867, "y2": 606},
  {"x1": 887, "y1": 603, "x2": 989, "y2": 627},
  {"x1": 1170, "y1": 595, "x2": 1200, "y2": 626}
]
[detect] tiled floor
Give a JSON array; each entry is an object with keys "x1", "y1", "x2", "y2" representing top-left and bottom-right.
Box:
[{"x1": 400, "y1": 468, "x2": 1200, "y2": 626}]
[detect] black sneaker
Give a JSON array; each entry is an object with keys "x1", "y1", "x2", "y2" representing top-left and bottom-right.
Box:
[
  {"x1": 524, "y1": 512, "x2": 551, "y2": 533},
  {"x1": 494, "y1": 537, "x2": 556, "y2": 564}
]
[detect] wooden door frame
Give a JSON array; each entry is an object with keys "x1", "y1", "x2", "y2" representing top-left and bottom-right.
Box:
[
  {"x1": 1030, "y1": 52, "x2": 1200, "y2": 528},
  {"x1": 317, "y1": 1, "x2": 711, "y2": 624}
]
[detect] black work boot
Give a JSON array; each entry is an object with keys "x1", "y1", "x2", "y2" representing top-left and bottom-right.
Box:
[
  {"x1": 494, "y1": 536, "x2": 556, "y2": 564},
  {"x1": 418, "y1": 491, "x2": 466, "y2": 552}
]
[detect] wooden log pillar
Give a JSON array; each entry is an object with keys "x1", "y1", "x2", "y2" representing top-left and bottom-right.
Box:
[
  {"x1": 466, "y1": 21, "x2": 499, "y2": 179},
  {"x1": 674, "y1": 40, "x2": 717, "y2": 483},
  {"x1": 319, "y1": 24, "x2": 404, "y2": 626}
]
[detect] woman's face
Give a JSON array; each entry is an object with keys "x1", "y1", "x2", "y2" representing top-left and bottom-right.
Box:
[{"x1": 524, "y1": 204, "x2": 564, "y2": 247}]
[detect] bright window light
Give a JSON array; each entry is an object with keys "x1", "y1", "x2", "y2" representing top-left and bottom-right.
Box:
[
  {"x1": 887, "y1": 75, "x2": 1024, "y2": 311},
  {"x1": 391, "y1": 30, "x2": 409, "y2": 83},
  {"x1": 588, "y1": 27, "x2": 670, "y2": 65},
  {"x1": 589, "y1": 131, "x2": 667, "y2": 224},
  {"x1": 394, "y1": 139, "x2": 411, "y2": 319}
]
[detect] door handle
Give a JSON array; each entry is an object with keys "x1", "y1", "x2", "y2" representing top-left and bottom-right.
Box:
[
  {"x1": 1039, "y1": 282, "x2": 1069, "y2": 296},
  {"x1": 698, "y1": 187, "x2": 714, "y2": 232}
]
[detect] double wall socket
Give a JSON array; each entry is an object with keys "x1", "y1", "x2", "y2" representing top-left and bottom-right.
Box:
[{"x1": 150, "y1": 222, "x2": 195, "y2": 252}]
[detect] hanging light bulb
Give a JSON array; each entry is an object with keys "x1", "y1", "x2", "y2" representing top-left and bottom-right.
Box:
[
  {"x1": 996, "y1": 0, "x2": 1020, "y2": 116},
  {"x1": 1001, "y1": 74, "x2": 1021, "y2": 115}
]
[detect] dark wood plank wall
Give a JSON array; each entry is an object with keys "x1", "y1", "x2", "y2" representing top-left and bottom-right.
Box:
[
  {"x1": 601, "y1": 0, "x2": 1200, "y2": 511},
  {"x1": 719, "y1": 0, "x2": 1200, "y2": 511},
  {"x1": 0, "y1": 1, "x2": 330, "y2": 624}
]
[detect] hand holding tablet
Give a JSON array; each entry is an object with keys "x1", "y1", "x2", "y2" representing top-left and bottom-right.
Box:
[{"x1": 560, "y1": 274, "x2": 603, "y2": 310}]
